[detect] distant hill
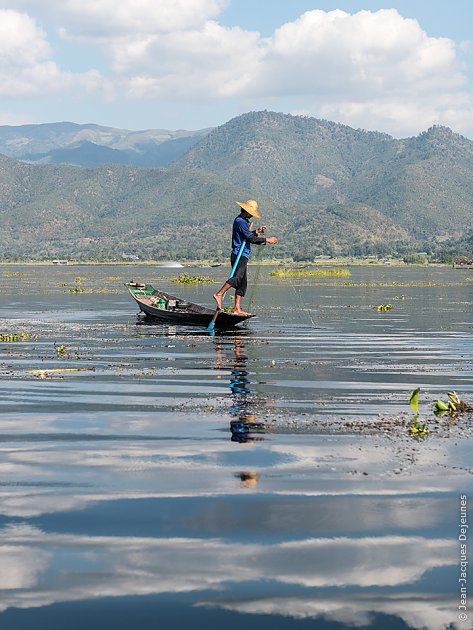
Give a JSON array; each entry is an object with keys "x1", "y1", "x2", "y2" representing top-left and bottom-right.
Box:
[
  {"x1": 0, "y1": 111, "x2": 472, "y2": 262},
  {"x1": 0, "y1": 122, "x2": 211, "y2": 167},
  {"x1": 175, "y1": 111, "x2": 473, "y2": 239}
]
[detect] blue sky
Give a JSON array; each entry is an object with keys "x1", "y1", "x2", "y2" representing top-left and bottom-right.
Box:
[{"x1": 0, "y1": 0, "x2": 472, "y2": 138}]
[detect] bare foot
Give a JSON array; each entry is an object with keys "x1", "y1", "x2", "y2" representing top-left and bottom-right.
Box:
[
  {"x1": 233, "y1": 309, "x2": 250, "y2": 316},
  {"x1": 213, "y1": 293, "x2": 222, "y2": 309}
]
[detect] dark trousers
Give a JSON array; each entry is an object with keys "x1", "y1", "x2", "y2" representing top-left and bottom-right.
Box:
[{"x1": 227, "y1": 253, "x2": 248, "y2": 297}]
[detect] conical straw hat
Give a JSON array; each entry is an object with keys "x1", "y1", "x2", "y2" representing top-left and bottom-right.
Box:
[{"x1": 236, "y1": 199, "x2": 261, "y2": 219}]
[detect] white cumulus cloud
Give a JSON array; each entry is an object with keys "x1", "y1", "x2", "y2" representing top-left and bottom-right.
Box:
[
  {"x1": 0, "y1": 0, "x2": 228, "y2": 37},
  {"x1": 258, "y1": 9, "x2": 464, "y2": 97},
  {"x1": 0, "y1": 9, "x2": 101, "y2": 97},
  {"x1": 113, "y1": 22, "x2": 263, "y2": 99},
  {"x1": 249, "y1": 8, "x2": 472, "y2": 136},
  {"x1": 0, "y1": 2, "x2": 472, "y2": 136}
]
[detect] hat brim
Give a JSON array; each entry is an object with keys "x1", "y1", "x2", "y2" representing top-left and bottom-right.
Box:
[{"x1": 236, "y1": 201, "x2": 262, "y2": 219}]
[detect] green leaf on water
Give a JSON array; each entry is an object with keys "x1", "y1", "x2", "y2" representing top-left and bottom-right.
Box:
[
  {"x1": 409, "y1": 387, "x2": 420, "y2": 413},
  {"x1": 435, "y1": 399, "x2": 449, "y2": 411}
]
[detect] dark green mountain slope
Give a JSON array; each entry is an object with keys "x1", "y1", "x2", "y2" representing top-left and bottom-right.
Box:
[
  {"x1": 175, "y1": 111, "x2": 395, "y2": 204},
  {"x1": 0, "y1": 150, "x2": 408, "y2": 261},
  {"x1": 360, "y1": 126, "x2": 473, "y2": 236},
  {"x1": 175, "y1": 111, "x2": 473, "y2": 238},
  {"x1": 0, "y1": 154, "x2": 242, "y2": 260},
  {"x1": 1, "y1": 110, "x2": 472, "y2": 261}
]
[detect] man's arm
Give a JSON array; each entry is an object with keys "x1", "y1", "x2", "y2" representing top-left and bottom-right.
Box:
[
  {"x1": 238, "y1": 219, "x2": 266, "y2": 244},
  {"x1": 237, "y1": 217, "x2": 278, "y2": 245}
]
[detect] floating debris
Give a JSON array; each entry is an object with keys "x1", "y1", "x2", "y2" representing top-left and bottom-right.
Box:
[{"x1": 376, "y1": 303, "x2": 392, "y2": 311}]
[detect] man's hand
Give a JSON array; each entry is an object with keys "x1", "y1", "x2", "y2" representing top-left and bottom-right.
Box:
[
  {"x1": 256, "y1": 225, "x2": 267, "y2": 234},
  {"x1": 266, "y1": 236, "x2": 278, "y2": 245}
]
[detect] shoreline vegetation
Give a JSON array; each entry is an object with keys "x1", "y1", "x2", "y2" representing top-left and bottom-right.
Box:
[{"x1": 0, "y1": 258, "x2": 457, "y2": 267}]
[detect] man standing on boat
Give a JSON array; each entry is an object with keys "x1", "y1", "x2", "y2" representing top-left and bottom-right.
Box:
[{"x1": 213, "y1": 200, "x2": 278, "y2": 315}]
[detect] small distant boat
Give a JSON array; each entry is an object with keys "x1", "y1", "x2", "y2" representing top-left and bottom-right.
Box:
[{"x1": 125, "y1": 282, "x2": 255, "y2": 328}]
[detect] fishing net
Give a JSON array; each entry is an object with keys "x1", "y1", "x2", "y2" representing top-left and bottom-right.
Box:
[{"x1": 247, "y1": 243, "x2": 265, "y2": 310}]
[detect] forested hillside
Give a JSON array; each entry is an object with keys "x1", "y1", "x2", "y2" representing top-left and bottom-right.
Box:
[
  {"x1": 0, "y1": 111, "x2": 472, "y2": 261},
  {"x1": 176, "y1": 111, "x2": 473, "y2": 239}
]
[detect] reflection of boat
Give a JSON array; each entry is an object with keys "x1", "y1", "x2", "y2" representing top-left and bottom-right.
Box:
[{"x1": 126, "y1": 282, "x2": 255, "y2": 328}]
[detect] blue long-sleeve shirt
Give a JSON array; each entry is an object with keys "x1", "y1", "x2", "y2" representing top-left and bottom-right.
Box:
[{"x1": 232, "y1": 215, "x2": 266, "y2": 259}]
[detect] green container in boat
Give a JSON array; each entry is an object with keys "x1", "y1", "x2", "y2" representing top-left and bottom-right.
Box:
[{"x1": 157, "y1": 298, "x2": 166, "y2": 310}]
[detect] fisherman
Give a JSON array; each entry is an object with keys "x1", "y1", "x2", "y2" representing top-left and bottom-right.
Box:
[{"x1": 213, "y1": 200, "x2": 278, "y2": 315}]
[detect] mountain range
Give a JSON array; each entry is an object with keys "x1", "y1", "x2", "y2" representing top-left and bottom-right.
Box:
[
  {"x1": 0, "y1": 111, "x2": 472, "y2": 261},
  {"x1": 0, "y1": 122, "x2": 210, "y2": 167}
]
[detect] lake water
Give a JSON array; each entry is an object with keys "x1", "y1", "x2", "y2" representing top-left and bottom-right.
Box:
[{"x1": 0, "y1": 264, "x2": 472, "y2": 630}]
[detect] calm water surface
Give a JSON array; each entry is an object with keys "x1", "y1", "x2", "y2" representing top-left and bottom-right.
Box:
[{"x1": 0, "y1": 264, "x2": 472, "y2": 629}]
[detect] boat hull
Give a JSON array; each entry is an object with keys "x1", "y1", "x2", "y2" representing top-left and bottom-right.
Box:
[{"x1": 126, "y1": 283, "x2": 255, "y2": 328}]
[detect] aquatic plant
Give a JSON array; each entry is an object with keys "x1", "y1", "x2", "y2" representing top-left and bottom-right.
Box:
[
  {"x1": 435, "y1": 391, "x2": 473, "y2": 415},
  {"x1": 408, "y1": 418, "x2": 429, "y2": 438},
  {"x1": 54, "y1": 343, "x2": 80, "y2": 360},
  {"x1": 270, "y1": 268, "x2": 351, "y2": 278},
  {"x1": 171, "y1": 274, "x2": 216, "y2": 284},
  {"x1": 434, "y1": 399, "x2": 449, "y2": 412},
  {"x1": 64, "y1": 276, "x2": 86, "y2": 293},
  {"x1": 0, "y1": 332, "x2": 36, "y2": 342},
  {"x1": 54, "y1": 343, "x2": 69, "y2": 357},
  {"x1": 409, "y1": 387, "x2": 420, "y2": 413},
  {"x1": 407, "y1": 388, "x2": 429, "y2": 437},
  {"x1": 376, "y1": 303, "x2": 392, "y2": 311},
  {"x1": 63, "y1": 276, "x2": 115, "y2": 293}
]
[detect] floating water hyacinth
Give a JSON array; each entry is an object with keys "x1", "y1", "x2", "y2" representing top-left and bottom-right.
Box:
[
  {"x1": 270, "y1": 268, "x2": 351, "y2": 277},
  {"x1": 435, "y1": 390, "x2": 473, "y2": 415},
  {"x1": 171, "y1": 274, "x2": 215, "y2": 284},
  {"x1": 0, "y1": 332, "x2": 37, "y2": 342},
  {"x1": 408, "y1": 418, "x2": 429, "y2": 438}
]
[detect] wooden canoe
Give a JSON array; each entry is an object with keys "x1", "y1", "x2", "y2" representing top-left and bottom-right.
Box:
[{"x1": 126, "y1": 282, "x2": 255, "y2": 328}]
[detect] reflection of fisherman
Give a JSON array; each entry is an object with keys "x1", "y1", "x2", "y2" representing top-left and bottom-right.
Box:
[{"x1": 225, "y1": 335, "x2": 266, "y2": 442}]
